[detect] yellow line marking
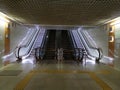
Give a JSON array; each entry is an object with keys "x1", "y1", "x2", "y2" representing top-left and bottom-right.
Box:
[
  {"x1": 96, "y1": 70, "x2": 111, "y2": 74},
  {"x1": 0, "y1": 64, "x2": 13, "y2": 71},
  {"x1": 33, "y1": 69, "x2": 90, "y2": 74},
  {"x1": 89, "y1": 72, "x2": 112, "y2": 90},
  {"x1": 33, "y1": 69, "x2": 110, "y2": 75},
  {"x1": 14, "y1": 71, "x2": 35, "y2": 90},
  {"x1": 14, "y1": 69, "x2": 112, "y2": 90}
]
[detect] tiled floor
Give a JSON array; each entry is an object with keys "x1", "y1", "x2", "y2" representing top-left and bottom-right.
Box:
[{"x1": 0, "y1": 57, "x2": 120, "y2": 90}]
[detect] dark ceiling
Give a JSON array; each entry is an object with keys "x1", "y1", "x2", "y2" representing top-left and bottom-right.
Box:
[{"x1": 0, "y1": 0, "x2": 120, "y2": 26}]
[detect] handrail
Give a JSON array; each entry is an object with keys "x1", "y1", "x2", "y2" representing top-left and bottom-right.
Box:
[
  {"x1": 35, "y1": 47, "x2": 84, "y2": 61},
  {"x1": 78, "y1": 30, "x2": 98, "y2": 59},
  {"x1": 23, "y1": 30, "x2": 37, "y2": 46},
  {"x1": 77, "y1": 30, "x2": 103, "y2": 61},
  {"x1": 18, "y1": 30, "x2": 37, "y2": 47},
  {"x1": 16, "y1": 29, "x2": 40, "y2": 60},
  {"x1": 71, "y1": 30, "x2": 87, "y2": 59},
  {"x1": 80, "y1": 30, "x2": 98, "y2": 49},
  {"x1": 68, "y1": 31, "x2": 80, "y2": 60},
  {"x1": 69, "y1": 31, "x2": 78, "y2": 48},
  {"x1": 39, "y1": 31, "x2": 48, "y2": 59},
  {"x1": 81, "y1": 30, "x2": 103, "y2": 60},
  {"x1": 21, "y1": 30, "x2": 40, "y2": 57},
  {"x1": 15, "y1": 30, "x2": 38, "y2": 59},
  {"x1": 34, "y1": 31, "x2": 48, "y2": 60},
  {"x1": 40, "y1": 31, "x2": 47, "y2": 51},
  {"x1": 15, "y1": 46, "x2": 22, "y2": 62},
  {"x1": 68, "y1": 31, "x2": 85, "y2": 61}
]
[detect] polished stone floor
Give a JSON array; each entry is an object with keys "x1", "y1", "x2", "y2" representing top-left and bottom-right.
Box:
[{"x1": 0, "y1": 58, "x2": 120, "y2": 90}]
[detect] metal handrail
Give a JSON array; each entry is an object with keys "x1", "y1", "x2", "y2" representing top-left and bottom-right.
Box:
[
  {"x1": 34, "y1": 31, "x2": 49, "y2": 60},
  {"x1": 77, "y1": 30, "x2": 103, "y2": 61},
  {"x1": 68, "y1": 30, "x2": 87, "y2": 61},
  {"x1": 69, "y1": 31, "x2": 78, "y2": 48},
  {"x1": 80, "y1": 30, "x2": 98, "y2": 49},
  {"x1": 81, "y1": 30, "x2": 103, "y2": 60},
  {"x1": 35, "y1": 47, "x2": 84, "y2": 61},
  {"x1": 16, "y1": 29, "x2": 40, "y2": 60},
  {"x1": 22, "y1": 30, "x2": 37, "y2": 47},
  {"x1": 78, "y1": 30, "x2": 98, "y2": 59},
  {"x1": 68, "y1": 31, "x2": 81, "y2": 60},
  {"x1": 69, "y1": 30, "x2": 87, "y2": 61},
  {"x1": 39, "y1": 31, "x2": 48, "y2": 57}
]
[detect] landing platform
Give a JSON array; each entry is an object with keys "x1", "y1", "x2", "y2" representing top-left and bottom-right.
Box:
[{"x1": 0, "y1": 59, "x2": 120, "y2": 90}]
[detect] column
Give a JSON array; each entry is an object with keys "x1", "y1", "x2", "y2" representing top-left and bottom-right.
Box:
[
  {"x1": 4, "y1": 23, "x2": 10, "y2": 54},
  {"x1": 108, "y1": 25, "x2": 115, "y2": 58}
]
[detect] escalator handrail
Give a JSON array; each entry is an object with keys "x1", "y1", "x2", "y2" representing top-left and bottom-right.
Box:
[
  {"x1": 70, "y1": 30, "x2": 87, "y2": 54},
  {"x1": 78, "y1": 30, "x2": 98, "y2": 58},
  {"x1": 69, "y1": 31, "x2": 81, "y2": 58},
  {"x1": 81, "y1": 30, "x2": 98, "y2": 49},
  {"x1": 21, "y1": 29, "x2": 40, "y2": 57},
  {"x1": 14, "y1": 30, "x2": 38, "y2": 58},
  {"x1": 78, "y1": 30, "x2": 103, "y2": 60},
  {"x1": 69, "y1": 30, "x2": 78, "y2": 48},
  {"x1": 81, "y1": 30, "x2": 103, "y2": 60},
  {"x1": 40, "y1": 31, "x2": 47, "y2": 50},
  {"x1": 97, "y1": 48, "x2": 103, "y2": 60},
  {"x1": 18, "y1": 30, "x2": 37, "y2": 48},
  {"x1": 23, "y1": 30, "x2": 37, "y2": 47},
  {"x1": 16, "y1": 29, "x2": 40, "y2": 59},
  {"x1": 37, "y1": 31, "x2": 47, "y2": 59},
  {"x1": 34, "y1": 30, "x2": 49, "y2": 60},
  {"x1": 69, "y1": 31, "x2": 85, "y2": 60},
  {"x1": 77, "y1": 30, "x2": 100, "y2": 59}
]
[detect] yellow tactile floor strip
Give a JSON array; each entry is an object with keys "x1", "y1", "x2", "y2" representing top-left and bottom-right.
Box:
[
  {"x1": 89, "y1": 72, "x2": 112, "y2": 90},
  {"x1": 14, "y1": 71, "x2": 35, "y2": 90},
  {"x1": 14, "y1": 70, "x2": 112, "y2": 90}
]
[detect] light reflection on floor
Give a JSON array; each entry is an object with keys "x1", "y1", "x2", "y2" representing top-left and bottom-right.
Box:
[
  {"x1": 21, "y1": 55, "x2": 114, "y2": 68},
  {"x1": 21, "y1": 56, "x2": 35, "y2": 64},
  {"x1": 100, "y1": 56, "x2": 114, "y2": 66},
  {"x1": 83, "y1": 59, "x2": 96, "y2": 65}
]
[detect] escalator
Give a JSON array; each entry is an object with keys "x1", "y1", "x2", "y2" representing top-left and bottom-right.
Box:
[
  {"x1": 44, "y1": 30, "x2": 56, "y2": 60},
  {"x1": 77, "y1": 29, "x2": 103, "y2": 61},
  {"x1": 61, "y1": 30, "x2": 74, "y2": 60},
  {"x1": 43, "y1": 30, "x2": 74, "y2": 60}
]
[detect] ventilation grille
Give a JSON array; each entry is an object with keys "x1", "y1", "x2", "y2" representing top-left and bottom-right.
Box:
[{"x1": 0, "y1": 0, "x2": 120, "y2": 25}]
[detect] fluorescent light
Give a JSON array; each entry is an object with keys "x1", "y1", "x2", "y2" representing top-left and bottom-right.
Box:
[
  {"x1": 0, "y1": 19, "x2": 7, "y2": 25},
  {"x1": 114, "y1": 23, "x2": 120, "y2": 29},
  {"x1": 110, "y1": 20, "x2": 120, "y2": 25},
  {"x1": 0, "y1": 12, "x2": 10, "y2": 26},
  {"x1": 105, "y1": 16, "x2": 120, "y2": 25},
  {"x1": 0, "y1": 12, "x2": 14, "y2": 21},
  {"x1": 0, "y1": 17, "x2": 10, "y2": 23}
]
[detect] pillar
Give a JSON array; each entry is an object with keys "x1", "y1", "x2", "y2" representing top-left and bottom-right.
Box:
[
  {"x1": 108, "y1": 25, "x2": 115, "y2": 58},
  {"x1": 4, "y1": 23, "x2": 10, "y2": 54}
]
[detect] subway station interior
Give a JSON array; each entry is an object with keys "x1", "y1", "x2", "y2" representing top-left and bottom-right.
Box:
[{"x1": 0, "y1": 0, "x2": 120, "y2": 90}]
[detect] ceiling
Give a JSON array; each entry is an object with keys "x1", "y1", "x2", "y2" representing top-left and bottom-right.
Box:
[{"x1": 0, "y1": 0, "x2": 120, "y2": 26}]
